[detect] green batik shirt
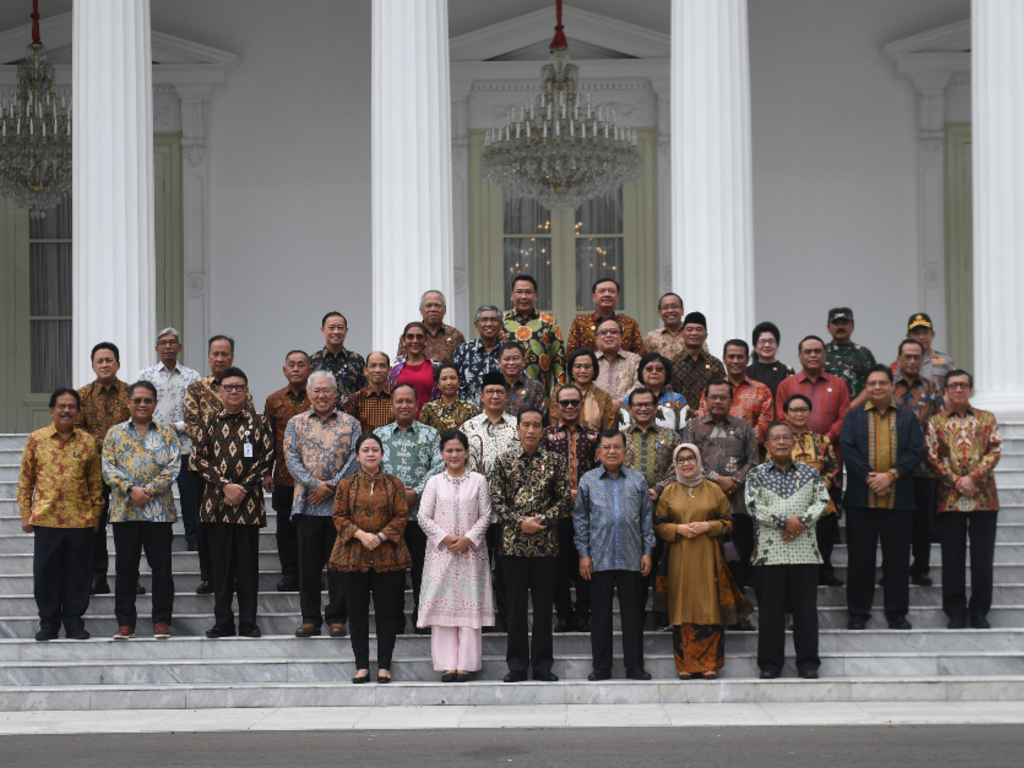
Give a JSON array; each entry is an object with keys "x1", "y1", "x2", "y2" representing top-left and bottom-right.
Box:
[
  {"x1": 825, "y1": 341, "x2": 877, "y2": 398},
  {"x1": 489, "y1": 448, "x2": 570, "y2": 557},
  {"x1": 745, "y1": 459, "x2": 829, "y2": 566},
  {"x1": 374, "y1": 421, "x2": 444, "y2": 522}
]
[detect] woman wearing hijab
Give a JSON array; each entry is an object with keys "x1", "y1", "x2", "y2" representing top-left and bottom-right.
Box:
[{"x1": 655, "y1": 443, "x2": 752, "y2": 678}]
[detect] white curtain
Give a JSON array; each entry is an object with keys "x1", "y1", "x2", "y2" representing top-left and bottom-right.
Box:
[
  {"x1": 503, "y1": 189, "x2": 553, "y2": 311},
  {"x1": 575, "y1": 188, "x2": 623, "y2": 311},
  {"x1": 29, "y1": 194, "x2": 73, "y2": 392}
]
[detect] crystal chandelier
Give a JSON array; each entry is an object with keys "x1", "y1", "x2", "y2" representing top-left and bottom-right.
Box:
[
  {"x1": 0, "y1": 1, "x2": 72, "y2": 218},
  {"x1": 480, "y1": 0, "x2": 641, "y2": 219}
]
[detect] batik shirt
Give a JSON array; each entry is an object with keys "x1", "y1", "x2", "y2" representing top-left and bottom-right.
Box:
[
  {"x1": 893, "y1": 374, "x2": 942, "y2": 477},
  {"x1": 17, "y1": 426, "x2": 103, "y2": 529},
  {"x1": 644, "y1": 327, "x2": 686, "y2": 360},
  {"x1": 889, "y1": 349, "x2": 957, "y2": 396},
  {"x1": 192, "y1": 408, "x2": 274, "y2": 525},
  {"x1": 343, "y1": 386, "x2": 394, "y2": 434},
  {"x1": 926, "y1": 408, "x2": 1002, "y2": 513},
  {"x1": 791, "y1": 431, "x2": 838, "y2": 515},
  {"x1": 623, "y1": 424, "x2": 681, "y2": 495},
  {"x1": 490, "y1": 448, "x2": 570, "y2": 557},
  {"x1": 670, "y1": 350, "x2": 727, "y2": 419},
  {"x1": 595, "y1": 349, "x2": 642, "y2": 404},
  {"x1": 695, "y1": 376, "x2": 774, "y2": 443},
  {"x1": 573, "y1": 466, "x2": 655, "y2": 572},
  {"x1": 567, "y1": 312, "x2": 645, "y2": 356},
  {"x1": 138, "y1": 362, "x2": 201, "y2": 454},
  {"x1": 462, "y1": 412, "x2": 521, "y2": 477},
  {"x1": 503, "y1": 308, "x2": 566, "y2": 392},
  {"x1": 540, "y1": 422, "x2": 599, "y2": 493},
  {"x1": 681, "y1": 414, "x2": 759, "y2": 516},
  {"x1": 102, "y1": 421, "x2": 181, "y2": 523},
  {"x1": 375, "y1": 421, "x2": 444, "y2": 522},
  {"x1": 284, "y1": 409, "x2": 361, "y2": 517},
  {"x1": 309, "y1": 346, "x2": 368, "y2": 407},
  {"x1": 75, "y1": 379, "x2": 131, "y2": 448},
  {"x1": 745, "y1": 460, "x2": 829, "y2": 566},
  {"x1": 825, "y1": 341, "x2": 877, "y2": 398},
  {"x1": 504, "y1": 376, "x2": 548, "y2": 419},
  {"x1": 396, "y1": 323, "x2": 466, "y2": 363},
  {"x1": 264, "y1": 385, "x2": 311, "y2": 487},
  {"x1": 617, "y1": 390, "x2": 689, "y2": 433},
  {"x1": 418, "y1": 399, "x2": 479, "y2": 432},
  {"x1": 184, "y1": 375, "x2": 256, "y2": 470},
  {"x1": 452, "y1": 338, "x2": 503, "y2": 406}
]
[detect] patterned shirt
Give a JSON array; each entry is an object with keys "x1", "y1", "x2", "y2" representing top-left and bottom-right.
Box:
[
  {"x1": 774, "y1": 371, "x2": 851, "y2": 447},
  {"x1": 745, "y1": 460, "x2": 829, "y2": 566},
  {"x1": 396, "y1": 323, "x2": 466, "y2": 363},
  {"x1": 670, "y1": 349, "x2": 727, "y2": 419},
  {"x1": 463, "y1": 412, "x2": 521, "y2": 477},
  {"x1": 503, "y1": 308, "x2": 566, "y2": 393},
  {"x1": 75, "y1": 379, "x2": 131, "y2": 448},
  {"x1": 573, "y1": 466, "x2": 655, "y2": 571},
  {"x1": 138, "y1": 362, "x2": 201, "y2": 454},
  {"x1": 926, "y1": 408, "x2": 1002, "y2": 513},
  {"x1": 184, "y1": 375, "x2": 256, "y2": 470},
  {"x1": 595, "y1": 349, "x2": 642, "y2": 404},
  {"x1": 695, "y1": 376, "x2": 774, "y2": 443},
  {"x1": 17, "y1": 426, "x2": 104, "y2": 528},
  {"x1": 746, "y1": 360, "x2": 796, "y2": 399},
  {"x1": 264, "y1": 385, "x2": 311, "y2": 487},
  {"x1": 825, "y1": 340, "x2": 877, "y2": 398},
  {"x1": 840, "y1": 401, "x2": 923, "y2": 511},
  {"x1": 343, "y1": 385, "x2": 395, "y2": 434},
  {"x1": 890, "y1": 348, "x2": 957, "y2": 396},
  {"x1": 490, "y1": 448, "x2": 570, "y2": 557},
  {"x1": 567, "y1": 312, "x2": 645, "y2": 356},
  {"x1": 375, "y1": 421, "x2": 444, "y2": 522},
  {"x1": 309, "y1": 346, "x2": 368, "y2": 407},
  {"x1": 541, "y1": 422, "x2": 599, "y2": 493},
  {"x1": 893, "y1": 375, "x2": 942, "y2": 477},
  {"x1": 284, "y1": 409, "x2": 361, "y2": 517},
  {"x1": 681, "y1": 414, "x2": 759, "y2": 516},
  {"x1": 549, "y1": 384, "x2": 618, "y2": 430},
  {"x1": 791, "y1": 431, "x2": 838, "y2": 515},
  {"x1": 101, "y1": 421, "x2": 181, "y2": 523},
  {"x1": 505, "y1": 375, "x2": 549, "y2": 419},
  {"x1": 623, "y1": 424, "x2": 681, "y2": 494},
  {"x1": 192, "y1": 409, "x2": 274, "y2": 525},
  {"x1": 418, "y1": 399, "x2": 480, "y2": 432},
  {"x1": 452, "y1": 338, "x2": 503, "y2": 405},
  {"x1": 617, "y1": 390, "x2": 688, "y2": 433},
  {"x1": 644, "y1": 327, "x2": 686, "y2": 360}
]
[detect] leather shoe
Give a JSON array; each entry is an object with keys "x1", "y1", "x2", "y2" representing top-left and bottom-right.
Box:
[
  {"x1": 295, "y1": 622, "x2": 321, "y2": 638},
  {"x1": 239, "y1": 625, "x2": 262, "y2": 638},
  {"x1": 186, "y1": 541, "x2": 198, "y2": 552},
  {"x1": 90, "y1": 580, "x2": 110, "y2": 596},
  {"x1": 454, "y1": 673, "x2": 471, "y2": 683},
  {"x1": 947, "y1": 618, "x2": 967, "y2": 629},
  {"x1": 441, "y1": 672, "x2": 458, "y2": 683},
  {"x1": 818, "y1": 575, "x2": 844, "y2": 587},
  {"x1": 66, "y1": 627, "x2": 90, "y2": 640},
  {"x1": 153, "y1": 623, "x2": 171, "y2": 639},
  {"x1": 626, "y1": 667, "x2": 652, "y2": 681},
  {"x1": 206, "y1": 626, "x2": 236, "y2": 639},
  {"x1": 554, "y1": 618, "x2": 574, "y2": 633},
  {"x1": 759, "y1": 669, "x2": 780, "y2": 679},
  {"x1": 911, "y1": 573, "x2": 933, "y2": 587},
  {"x1": 195, "y1": 580, "x2": 214, "y2": 595},
  {"x1": 887, "y1": 616, "x2": 913, "y2": 630},
  {"x1": 799, "y1": 669, "x2": 819, "y2": 679},
  {"x1": 574, "y1": 617, "x2": 591, "y2": 633},
  {"x1": 113, "y1": 625, "x2": 135, "y2": 640},
  {"x1": 136, "y1": 584, "x2": 146, "y2": 595},
  {"x1": 352, "y1": 672, "x2": 371, "y2": 684},
  {"x1": 588, "y1": 668, "x2": 612, "y2": 681},
  {"x1": 533, "y1": 670, "x2": 559, "y2": 682},
  {"x1": 847, "y1": 618, "x2": 867, "y2": 630},
  {"x1": 35, "y1": 628, "x2": 58, "y2": 641},
  {"x1": 330, "y1": 623, "x2": 348, "y2": 638},
  {"x1": 728, "y1": 618, "x2": 756, "y2": 632},
  {"x1": 276, "y1": 577, "x2": 299, "y2": 592},
  {"x1": 503, "y1": 671, "x2": 528, "y2": 683},
  {"x1": 377, "y1": 672, "x2": 392, "y2": 684},
  {"x1": 970, "y1": 616, "x2": 992, "y2": 629}
]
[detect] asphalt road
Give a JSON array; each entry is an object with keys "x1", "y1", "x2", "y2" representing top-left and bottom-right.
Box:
[{"x1": 4, "y1": 726, "x2": 1022, "y2": 768}]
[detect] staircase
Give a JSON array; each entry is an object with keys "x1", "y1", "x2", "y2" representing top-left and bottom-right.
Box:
[{"x1": 1, "y1": 428, "x2": 1024, "y2": 710}]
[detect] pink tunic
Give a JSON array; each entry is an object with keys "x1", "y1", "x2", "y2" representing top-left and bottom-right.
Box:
[{"x1": 415, "y1": 471, "x2": 494, "y2": 628}]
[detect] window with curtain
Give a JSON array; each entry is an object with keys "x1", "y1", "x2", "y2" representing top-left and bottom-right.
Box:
[
  {"x1": 575, "y1": 187, "x2": 624, "y2": 311},
  {"x1": 503, "y1": 189, "x2": 553, "y2": 311},
  {"x1": 29, "y1": 193, "x2": 72, "y2": 393}
]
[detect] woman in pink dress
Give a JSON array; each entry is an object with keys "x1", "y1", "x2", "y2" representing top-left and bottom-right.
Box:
[
  {"x1": 416, "y1": 429, "x2": 494, "y2": 682},
  {"x1": 387, "y1": 322, "x2": 440, "y2": 417}
]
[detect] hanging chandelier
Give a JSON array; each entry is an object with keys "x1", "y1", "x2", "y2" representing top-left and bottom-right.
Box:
[
  {"x1": 0, "y1": 0, "x2": 72, "y2": 218},
  {"x1": 480, "y1": 0, "x2": 641, "y2": 218}
]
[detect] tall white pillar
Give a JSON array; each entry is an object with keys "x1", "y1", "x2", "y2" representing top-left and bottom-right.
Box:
[
  {"x1": 671, "y1": 0, "x2": 754, "y2": 350},
  {"x1": 972, "y1": 0, "x2": 1024, "y2": 415},
  {"x1": 372, "y1": 0, "x2": 454, "y2": 353},
  {"x1": 72, "y1": 0, "x2": 156, "y2": 385}
]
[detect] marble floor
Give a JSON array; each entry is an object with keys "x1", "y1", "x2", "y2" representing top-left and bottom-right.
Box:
[{"x1": 1, "y1": 701, "x2": 1022, "y2": 733}]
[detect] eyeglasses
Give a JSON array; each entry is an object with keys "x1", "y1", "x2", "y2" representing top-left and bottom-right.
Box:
[
  {"x1": 129, "y1": 398, "x2": 155, "y2": 405},
  {"x1": 405, "y1": 334, "x2": 426, "y2": 341},
  {"x1": 768, "y1": 435, "x2": 794, "y2": 443},
  {"x1": 631, "y1": 402, "x2": 655, "y2": 410},
  {"x1": 559, "y1": 399, "x2": 581, "y2": 408},
  {"x1": 309, "y1": 388, "x2": 335, "y2": 396},
  {"x1": 221, "y1": 384, "x2": 246, "y2": 393},
  {"x1": 786, "y1": 407, "x2": 810, "y2": 415},
  {"x1": 596, "y1": 328, "x2": 621, "y2": 336},
  {"x1": 572, "y1": 363, "x2": 594, "y2": 370},
  {"x1": 659, "y1": 303, "x2": 682, "y2": 311},
  {"x1": 157, "y1": 339, "x2": 179, "y2": 347},
  {"x1": 675, "y1": 456, "x2": 697, "y2": 464},
  {"x1": 756, "y1": 339, "x2": 777, "y2": 347},
  {"x1": 946, "y1": 382, "x2": 971, "y2": 390}
]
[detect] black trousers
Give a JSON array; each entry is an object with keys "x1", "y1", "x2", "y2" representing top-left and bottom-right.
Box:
[
  {"x1": 590, "y1": 569, "x2": 643, "y2": 672},
  {"x1": 192, "y1": 471, "x2": 213, "y2": 582},
  {"x1": 177, "y1": 455, "x2": 198, "y2": 547},
  {"x1": 503, "y1": 555, "x2": 557, "y2": 673},
  {"x1": 295, "y1": 515, "x2": 347, "y2": 625},
  {"x1": 34, "y1": 526, "x2": 93, "y2": 633},
  {"x1": 112, "y1": 521, "x2": 174, "y2": 627},
  {"x1": 910, "y1": 478, "x2": 937, "y2": 577},
  {"x1": 555, "y1": 517, "x2": 590, "y2": 621},
  {"x1": 816, "y1": 514, "x2": 840, "y2": 580},
  {"x1": 754, "y1": 563, "x2": 819, "y2": 674},
  {"x1": 405, "y1": 520, "x2": 427, "y2": 628},
  {"x1": 845, "y1": 507, "x2": 913, "y2": 620},
  {"x1": 206, "y1": 523, "x2": 261, "y2": 631},
  {"x1": 486, "y1": 523, "x2": 508, "y2": 630},
  {"x1": 937, "y1": 510, "x2": 999, "y2": 622},
  {"x1": 272, "y1": 485, "x2": 299, "y2": 580},
  {"x1": 727, "y1": 513, "x2": 754, "y2": 589},
  {"x1": 91, "y1": 484, "x2": 112, "y2": 582},
  {"x1": 343, "y1": 569, "x2": 405, "y2": 670}
]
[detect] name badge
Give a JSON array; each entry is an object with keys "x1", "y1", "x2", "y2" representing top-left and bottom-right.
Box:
[{"x1": 244, "y1": 443, "x2": 253, "y2": 458}]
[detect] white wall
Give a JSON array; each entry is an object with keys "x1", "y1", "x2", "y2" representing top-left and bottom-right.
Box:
[{"x1": 748, "y1": 0, "x2": 968, "y2": 365}]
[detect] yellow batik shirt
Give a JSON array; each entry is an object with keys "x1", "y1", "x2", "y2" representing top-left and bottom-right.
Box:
[{"x1": 17, "y1": 426, "x2": 104, "y2": 528}]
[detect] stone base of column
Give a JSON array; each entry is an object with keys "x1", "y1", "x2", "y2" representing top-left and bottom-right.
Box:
[{"x1": 969, "y1": 390, "x2": 1024, "y2": 421}]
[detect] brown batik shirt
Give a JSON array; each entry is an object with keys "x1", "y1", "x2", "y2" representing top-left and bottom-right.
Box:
[
  {"x1": 192, "y1": 408, "x2": 273, "y2": 525},
  {"x1": 264, "y1": 385, "x2": 310, "y2": 487}
]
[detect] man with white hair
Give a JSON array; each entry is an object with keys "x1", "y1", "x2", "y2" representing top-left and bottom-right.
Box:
[
  {"x1": 284, "y1": 370, "x2": 361, "y2": 638},
  {"x1": 453, "y1": 304, "x2": 504, "y2": 405},
  {"x1": 396, "y1": 289, "x2": 466, "y2": 363}
]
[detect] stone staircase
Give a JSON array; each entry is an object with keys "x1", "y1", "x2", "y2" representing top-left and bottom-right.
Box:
[{"x1": 1, "y1": 428, "x2": 1024, "y2": 710}]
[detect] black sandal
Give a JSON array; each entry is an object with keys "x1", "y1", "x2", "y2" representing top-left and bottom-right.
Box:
[
  {"x1": 352, "y1": 671, "x2": 371, "y2": 684},
  {"x1": 377, "y1": 671, "x2": 392, "y2": 684}
]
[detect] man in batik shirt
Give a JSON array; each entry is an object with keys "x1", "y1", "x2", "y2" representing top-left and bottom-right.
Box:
[
  {"x1": 452, "y1": 305, "x2": 504, "y2": 406},
  {"x1": 310, "y1": 311, "x2": 367, "y2": 407},
  {"x1": 895, "y1": 313, "x2": 957, "y2": 406},
  {"x1": 824, "y1": 307, "x2": 877, "y2": 409},
  {"x1": 502, "y1": 274, "x2": 566, "y2": 393},
  {"x1": 567, "y1": 278, "x2": 645, "y2": 356},
  {"x1": 395, "y1": 290, "x2": 466, "y2": 363},
  {"x1": 695, "y1": 339, "x2": 773, "y2": 443},
  {"x1": 497, "y1": 342, "x2": 548, "y2": 420},
  {"x1": 343, "y1": 351, "x2": 394, "y2": 433},
  {"x1": 593, "y1": 317, "x2": 641, "y2": 410},
  {"x1": 669, "y1": 312, "x2": 726, "y2": 417}
]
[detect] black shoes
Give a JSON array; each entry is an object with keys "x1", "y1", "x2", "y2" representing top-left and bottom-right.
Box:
[
  {"x1": 847, "y1": 618, "x2": 867, "y2": 630},
  {"x1": 196, "y1": 580, "x2": 214, "y2": 595},
  {"x1": 66, "y1": 627, "x2": 90, "y2": 640},
  {"x1": 90, "y1": 580, "x2": 110, "y2": 596},
  {"x1": 759, "y1": 670, "x2": 779, "y2": 679},
  {"x1": 575, "y1": 617, "x2": 591, "y2": 633},
  {"x1": 554, "y1": 618, "x2": 574, "y2": 633},
  {"x1": 276, "y1": 577, "x2": 299, "y2": 592},
  {"x1": 205, "y1": 626, "x2": 236, "y2": 638},
  {"x1": 239, "y1": 625, "x2": 262, "y2": 638},
  {"x1": 414, "y1": 627, "x2": 431, "y2": 635},
  {"x1": 818, "y1": 575, "x2": 844, "y2": 587},
  {"x1": 588, "y1": 668, "x2": 612, "y2": 681},
  {"x1": 454, "y1": 673, "x2": 471, "y2": 683},
  {"x1": 626, "y1": 667, "x2": 652, "y2": 681},
  {"x1": 533, "y1": 670, "x2": 559, "y2": 682},
  {"x1": 503, "y1": 671, "x2": 528, "y2": 683},
  {"x1": 947, "y1": 618, "x2": 967, "y2": 629},
  {"x1": 910, "y1": 573, "x2": 934, "y2": 587},
  {"x1": 377, "y1": 672, "x2": 392, "y2": 684},
  {"x1": 799, "y1": 669, "x2": 819, "y2": 679},
  {"x1": 441, "y1": 672, "x2": 458, "y2": 683},
  {"x1": 136, "y1": 584, "x2": 146, "y2": 595},
  {"x1": 186, "y1": 541, "x2": 198, "y2": 552},
  {"x1": 887, "y1": 615, "x2": 913, "y2": 630},
  {"x1": 970, "y1": 616, "x2": 992, "y2": 629},
  {"x1": 35, "y1": 628, "x2": 58, "y2": 641},
  {"x1": 728, "y1": 618, "x2": 756, "y2": 632},
  {"x1": 352, "y1": 672, "x2": 371, "y2": 684}
]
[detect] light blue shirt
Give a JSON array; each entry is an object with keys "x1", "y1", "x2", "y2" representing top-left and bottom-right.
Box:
[
  {"x1": 138, "y1": 362, "x2": 201, "y2": 455},
  {"x1": 574, "y1": 465, "x2": 655, "y2": 572}
]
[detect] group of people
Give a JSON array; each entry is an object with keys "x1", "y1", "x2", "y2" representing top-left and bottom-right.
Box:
[{"x1": 16, "y1": 275, "x2": 1002, "y2": 683}]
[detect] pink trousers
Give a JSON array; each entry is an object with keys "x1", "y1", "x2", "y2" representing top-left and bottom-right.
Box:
[{"x1": 430, "y1": 625, "x2": 483, "y2": 671}]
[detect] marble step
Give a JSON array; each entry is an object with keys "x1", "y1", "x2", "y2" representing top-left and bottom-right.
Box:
[
  {"x1": 0, "y1": 527, "x2": 286, "y2": 554},
  {"x1": 0, "y1": 675, "x2": 1022, "y2": 711}
]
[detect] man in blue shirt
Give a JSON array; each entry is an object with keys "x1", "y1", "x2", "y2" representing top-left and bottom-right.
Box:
[{"x1": 575, "y1": 429, "x2": 655, "y2": 681}]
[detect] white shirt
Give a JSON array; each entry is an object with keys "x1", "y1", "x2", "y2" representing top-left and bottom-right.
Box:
[{"x1": 137, "y1": 362, "x2": 202, "y2": 455}]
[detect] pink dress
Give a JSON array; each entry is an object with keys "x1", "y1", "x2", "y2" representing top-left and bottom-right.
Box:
[{"x1": 416, "y1": 471, "x2": 494, "y2": 628}]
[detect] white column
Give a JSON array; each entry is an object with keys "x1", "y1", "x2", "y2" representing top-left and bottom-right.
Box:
[
  {"x1": 671, "y1": 0, "x2": 753, "y2": 350},
  {"x1": 72, "y1": 0, "x2": 156, "y2": 385},
  {"x1": 651, "y1": 76, "x2": 673, "y2": 297},
  {"x1": 972, "y1": 0, "x2": 1024, "y2": 415},
  {"x1": 372, "y1": 0, "x2": 454, "y2": 353}
]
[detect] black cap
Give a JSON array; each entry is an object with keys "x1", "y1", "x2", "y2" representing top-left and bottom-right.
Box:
[
  {"x1": 682, "y1": 311, "x2": 707, "y2": 329},
  {"x1": 828, "y1": 307, "x2": 853, "y2": 323},
  {"x1": 908, "y1": 312, "x2": 933, "y2": 331},
  {"x1": 481, "y1": 371, "x2": 509, "y2": 391}
]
